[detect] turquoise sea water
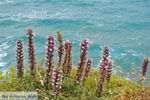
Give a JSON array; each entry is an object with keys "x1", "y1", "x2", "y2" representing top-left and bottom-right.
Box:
[{"x1": 0, "y1": 0, "x2": 150, "y2": 79}]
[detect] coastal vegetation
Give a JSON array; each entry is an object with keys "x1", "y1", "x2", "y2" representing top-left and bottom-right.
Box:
[{"x1": 0, "y1": 28, "x2": 149, "y2": 100}]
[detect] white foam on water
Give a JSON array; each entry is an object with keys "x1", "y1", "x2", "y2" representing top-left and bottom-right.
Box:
[
  {"x1": 120, "y1": 53, "x2": 127, "y2": 56},
  {"x1": 0, "y1": 42, "x2": 10, "y2": 50},
  {"x1": 0, "y1": 42, "x2": 10, "y2": 68},
  {"x1": 0, "y1": 62, "x2": 7, "y2": 67},
  {"x1": 0, "y1": 53, "x2": 7, "y2": 60},
  {"x1": 0, "y1": 0, "x2": 13, "y2": 5}
]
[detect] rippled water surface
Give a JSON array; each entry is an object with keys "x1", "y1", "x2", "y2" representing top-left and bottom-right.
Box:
[{"x1": 0, "y1": 0, "x2": 150, "y2": 79}]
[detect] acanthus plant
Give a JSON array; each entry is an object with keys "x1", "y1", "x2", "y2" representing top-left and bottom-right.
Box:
[
  {"x1": 58, "y1": 43, "x2": 64, "y2": 66},
  {"x1": 65, "y1": 41, "x2": 73, "y2": 77},
  {"x1": 56, "y1": 31, "x2": 63, "y2": 44},
  {"x1": 16, "y1": 39, "x2": 24, "y2": 78},
  {"x1": 106, "y1": 57, "x2": 113, "y2": 83},
  {"x1": 96, "y1": 46, "x2": 112, "y2": 97},
  {"x1": 75, "y1": 39, "x2": 89, "y2": 84},
  {"x1": 62, "y1": 40, "x2": 73, "y2": 77},
  {"x1": 56, "y1": 31, "x2": 64, "y2": 66},
  {"x1": 27, "y1": 28, "x2": 36, "y2": 76},
  {"x1": 52, "y1": 67, "x2": 63, "y2": 97},
  {"x1": 140, "y1": 57, "x2": 149, "y2": 83},
  {"x1": 45, "y1": 36, "x2": 54, "y2": 84},
  {"x1": 83, "y1": 58, "x2": 92, "y2": 81}
]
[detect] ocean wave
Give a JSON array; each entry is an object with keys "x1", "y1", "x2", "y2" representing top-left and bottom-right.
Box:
[
  {"x1": 0, "y1": 53, "x2": 7, "y2": 67},
  {"x1": 0, "y1": 0, "x2": 149, "y2": 80},
  {"x1": 0, "y1": 42, "x2": 10, "y2": 50},
  {"x1": 0, "y1": 62, "x2": 7, "y2": 67},
  {"x1": 0, "y1": 10, "x2": 72, "y2": 22},
  {"x1": 0, "y1": 42, "x2": 10, "y2": 67},
  {"x1": 0, "y1": 0, "x2": 13, "y2": 5},
  {"x1": 0, "y1": 53, "x2": 7, "y2": 60},
  {"x1": 0, "y1": 11, "x2": 47, "y2": 22}
]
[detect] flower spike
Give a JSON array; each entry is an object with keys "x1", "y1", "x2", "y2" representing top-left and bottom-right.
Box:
[
  {"x1": 75, "y1": 39, "x2": 89, "y2": 84},
  {"x1": 27, "y1": 28, "x2": 36, "y2": 76},
  {"x1": 45, "y1": 36, "x2": 55, "y2": 83},
  {"x1": 16, "y1": 39, "x2": 24, "y2": 78}
]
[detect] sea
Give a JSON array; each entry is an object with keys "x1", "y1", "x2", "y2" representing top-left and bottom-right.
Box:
[{"x1": 0, "y1": 0, "x2": 150, "y2": 81}]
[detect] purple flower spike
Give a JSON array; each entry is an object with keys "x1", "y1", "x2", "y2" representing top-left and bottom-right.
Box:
[
  {"x1": 58, "y1": 43, "x2": 64, "y2": 66},
  {"x1": 140, "y1": 57, "x2": 149, "y2": 83},
  {"x1": 141, "y1": 58, "x2": 149, "y2": 77},
  {"x1": 52, "y1": 67, "x2": 63, "y2": 97},
  {"x1": 96, "y1": 64, "x2": 107, "y2": 97},
  {"x1": 16, "y1": 39, "x2": 24, "y2": 78},
  {"x1": 63, "y1": 41, "x2": 73, "y2": 77},
  {"x1": 27, "y1": 28, "x2": 36, "y2": 76},
  {"x1": 96, "y1": 46, "x2": 112, "y2": 97},
  {"x1": 75, "y1": 39, "x2": 89, "y2": 84},
  {"x1": 106, "y1": 58, "x2": 112, "y2": 82},
  {"x1": 45, "y1": 36, "x2": 55, "y2": 83},
  {"x1": 83, "y1": 58, "x2": 92, "y2": 81}
]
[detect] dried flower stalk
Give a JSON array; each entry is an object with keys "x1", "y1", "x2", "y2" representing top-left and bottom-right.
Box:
[
  {"x1": 16, "y1": 39, "x2": 24, "y2": 78},
  {"x1": 56, "y1": 31, "x2": 64, "y2": 66},
  {"x1": 58, "y1": 43, "x2": 64, "y2": 66},
  {"x1": 56, "y1": 31, "x2": 63, "y2": 44}
]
